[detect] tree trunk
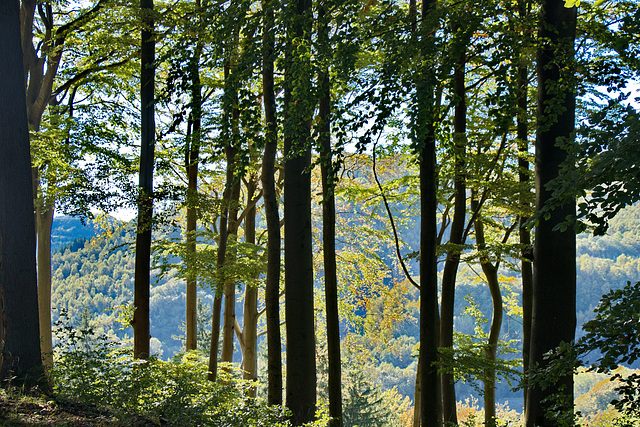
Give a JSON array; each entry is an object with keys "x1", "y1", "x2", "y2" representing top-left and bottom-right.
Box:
[
  {"x1": 220, "y1": 145, "x2": 241, "y2": 367},
  {"x1": 283, "y1": 0, "x2": 316, "y2": 420},
  {"x1": 185, "y1": 20, "x2": 203, "y2": 352},
  {"x1": 516, "y1": 0, "x2": 533, "y2": 407},
  {"x1": 208, "y1": 295, "x2": 222, "y2": 381},
  {"x1": 0, "y1": 0, "x2": 43, "y2": 383},
  {"x1": 525, "y1": 2, "x2": 577, "y2": 425},
  {"x1": 439, "y1": 47, "x2": 467, "y2": 427},
  {"x1": 262, "y1": 0, "x2": 283, "y2": 404},
  {"x1": 132, "y1": 0, "x2": 155, "y2": 360},
  {"x1": 417, "y1": 0, "x2": 441, "y2": 425},
  {"x1": 318, "y1": 7, "x2": 342, "y2": 423},
  {"x1": 208, "y1": 142, "x2": 239, "y2": 380},
  {"x1": 470, "y1": 197, "x2": 503, "y2": 427},
  {"x1": 242, "y1": 173, "x2": 259, "y2": 396},
  {"x1": 36, "y1": 203, "x2": 54, "y2": 369}
]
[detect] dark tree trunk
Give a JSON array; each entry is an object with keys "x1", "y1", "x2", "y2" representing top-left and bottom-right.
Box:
[
  {"x1": 439, "y1": 47, "x2": 467, "y2": 427},
  {"x1": 525, "y1": 2, "x2": 577, "y2": 425},
  {"x1": 0, "y1": 0, "x2": 43, "y2": 384},
  {"x1": 261, "y1": 0, "x2": 283, "y2": 404},
  {"x1": 516, "y1": 0, "x2": 534, "y2": 408},
  {"x1": 318, "y1": 7, "x2": 342, "y2": 423},
  {"x1": 283, "y1": 0, "x2": 316, "y2": 421},
  {"x1": 208, "y1": 142, "x2": 239, "y2": 380},
  {"x1": 132, "y1": 0, "x2": 155, "y2": 360},
  {"x1": 185, "y1": 24, "x2": 203, "y2": 352},
  {"x1": 417, "y1": 0, "x2": 441, "y2": 425}
]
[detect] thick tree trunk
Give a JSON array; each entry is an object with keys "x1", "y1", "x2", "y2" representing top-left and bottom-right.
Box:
[
  {"x1": 36, "y1": 204, "x2": 54, "y2": 369},
  {"x1": 132, "y1": 0, "x2": 155, "y2": 360},
  {"x1": 0, "y1": 1, "x2": 43, "y2": 383},
  {"x1": 283, "y1": 0, "x2": 316, "y2": 420},
  {"x1": 318, "y1": 12, "x2": 342, "y2": 423},
  {"x1": 417, "y1": 0, "x2": 441, "y2": 425},
  {"x1": 439, "y1": 49, "x2": 467, "y2": 427},
  {"x1": 262, "y1": 0, "x2": 283, "y2": 404},
  {"x1": 525, "y1": 2, "x2": 577, "y2": 425}
]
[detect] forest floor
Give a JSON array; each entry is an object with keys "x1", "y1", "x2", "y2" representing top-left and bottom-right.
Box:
[{"x1": 0, "y1": 389, "x2": 162, "y2": 426}]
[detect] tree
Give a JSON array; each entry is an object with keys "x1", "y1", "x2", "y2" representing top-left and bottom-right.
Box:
[
  {"x1": 132, "y1": 0, "x2": 156, "y2": 360},
  {"x1": 283, "y1": 0, "x2": 317, "y2": 420},
  {"x1": 184, "y1": 0, "x2": 204, "y2": 352},
  {"x1": 20, "y1": 0, "x2": 131, "y2": 369},
  {"x1": 261, "y1": 0, "x2": 283, "y2": 405},
  {"x1": 317, "y1": 3, "x2": 343, "y2": 426},
  {"x1": 525, "y1": 1, "x2": 577, "y2": 425},
  {"x1": 0, "y1": 0, "x2": 43, "y2": 384},
  {"x1": 416, "y1": 0, "x2": 441, "y2": 424}
]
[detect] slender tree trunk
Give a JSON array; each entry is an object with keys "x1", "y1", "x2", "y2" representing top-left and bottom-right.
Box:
[
  {"x1": 208, "y1": 295, "x2": 222, "y2": 380},
  {"x1": 242, "y1": 173, "x2": 259, "y2": 396},
  {"x1": 185, "y1": 19, "x2": 203, "y2": 352},
  {"x1": 0, "y1": 1, "x2": 43, "y2": 383},
  {"x1": 417, "y1": 0, "x2": 441, "y2": 425},
  {"x1": 470, "y1": 197, "x2": 503, "y2": 427},
  {"x1": 132, "y1": 0, "x2": 155, "y2": 360},
  {"x1": 36, "y1": 203, "x2": 54, "y2": 368},
  {"x1": 318, "y1": 7, "x2": 342, "y2": 423},
  {"x1": 221, "y1": 144, "x2": 241, "y2": 366},
  {"x1": 516, "y1": 0, "x2": 533, "y2": 410},
  {"x1": 525, "y1": 2, "x2": 577, "y2": 425},
  {"x1": 262, "y1": 0, "x2": 283, "y2": 404},
  {"x1": 208, "y1": 142, "x2": 239, "y2": 380},
  {"x1": 439, "y1": 47, "x2": 467, "y2": 427},
  {"x1": 283, "y1": 0, "x2": 316, "y2": 420}
]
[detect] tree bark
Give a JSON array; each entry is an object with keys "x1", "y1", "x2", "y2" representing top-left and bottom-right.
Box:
[
  {"x1": 185, "y1": 12, "x2": 203, "y2": 351},
  {"x1": 525, "y1": 2, "x2": 577, "y2": 425},
  {"x1": 516, "y1": 0, "x2": 533, "y2": 408},
  {"x1": 241, "y1": 173, "x2": 259, "y2": 396},
  {"x1": 36, "y1": 203, "x2": 54, "y2": 369},
  {"x1": 132, "y1": 0, "x2": 155, "y2": 360},
  {"x1": 262, "y1": 0, "x2": 283, "y2": 404},
  {"x1": 417, "y1": 0, "x2": 441, "y2": 425},
  {"x1": 318, "y1": 6, "x2": 342, "y2": 423},
  {"x1": 470, "y1": 197, "x2": 503, "y2": 427},
  {"x1": 283, "y1": 0, "x2": 316, "y2": 420},
  {"x1": 221, "y1": 137, "x2": 241, "y2": 366},
  {"x1": 439, "y1": 46, "x2": 466, "y2": 427},
  {"x1": 0, "y1": 0, "x2": 43, "y2": 383}
]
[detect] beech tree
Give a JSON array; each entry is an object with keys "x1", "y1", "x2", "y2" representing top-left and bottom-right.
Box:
[
  {"x1": 416, "y1": 0, "x2": 441, "y2": 424},
  {"x1": 261, "y1": 0, "x2": 283, "y2": 405},
  {"x1": 525, "y1": 0, "x2": 577, "y2": 425},
  {"x1": 0, "y1": 0, "x2": 43, "y2": 384},
  {"x1": 132, "y1": 0, "x2": 156, "y2": 359},
  {"x1": 283, "y1": 0, "x2": 317, "y2": 421}
]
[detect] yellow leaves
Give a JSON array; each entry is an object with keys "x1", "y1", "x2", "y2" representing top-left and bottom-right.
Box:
[{"x1": 564, "y1": 0, "x2": 580, "y2": 7}]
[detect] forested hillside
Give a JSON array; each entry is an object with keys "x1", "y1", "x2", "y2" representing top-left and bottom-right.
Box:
[{"x1": 50, "y1": 202, "x2": 640, "y2": 406}]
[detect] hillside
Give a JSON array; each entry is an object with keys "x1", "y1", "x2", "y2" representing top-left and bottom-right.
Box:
[{"x1": 49, "y1": 203, "x2": 640, "y2": 404}]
